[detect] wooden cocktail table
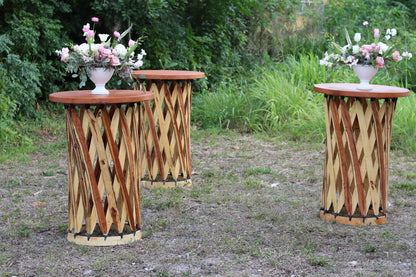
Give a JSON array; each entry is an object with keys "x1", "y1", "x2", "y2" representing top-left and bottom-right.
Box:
[
  {"x1": 314, "y1": 83, "x2": 409, "y2": 225},
  {"x1": 50, "y1": 90, "x2": 154, "y2": 245},
  {"x1": 134, "y1": 70, "x2": 205, "y2": 188}
]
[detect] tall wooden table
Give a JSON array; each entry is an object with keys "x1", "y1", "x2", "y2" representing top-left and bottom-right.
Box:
[
  {"x1": 49, "y1": 90, "x2": 154, "y2": 245},
  {"x1": 313, "y1": 84, "x2": 409, "y2": 226},
  {"x1": 133, "y1": 70, "x2": 205, "y2": 188}
]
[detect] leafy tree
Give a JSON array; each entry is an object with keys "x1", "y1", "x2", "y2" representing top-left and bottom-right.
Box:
[{"x1": 0, "y1": 0, "x2": 71, "y2": 118}]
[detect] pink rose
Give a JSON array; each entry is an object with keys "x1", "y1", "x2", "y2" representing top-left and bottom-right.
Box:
[
  {"x1": 91, "y1": 17, "x2": 99, "y2": 22},
  {"x1": 374, "y1": 28, "x2": 380, "y2": 38},
  {"x1": 360, "y1": 44, "x2": 373, "y2": 56},
  {"x1": 110, "y1": 56, "x2": 121, "y2": 66},
  {"x1": 392, "y1": 50, "x2": 402, "y2": 62},
  {"x1": 114, "y1": 31, "x2": 120, "y2": 38},
  {"x1": 103, "y1": 49, "x2": 112, "y2": 56},
  {"x1": 87, "y1": 30, "x2": 94, "y2": 38},
  {"x1": 128, "y1": 39, "x2": 135, "y2": 47},
  {"x1": 82, "y1": 23, "x2": 90, "y2": 33},
  {"x1": 375, "y1": 56, "x2": 384, "y2": 68}
]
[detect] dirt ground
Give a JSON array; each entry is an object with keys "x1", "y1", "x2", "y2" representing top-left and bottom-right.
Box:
[{"x1": 1, "y1": 127, "x2": 416, "y2": 277}]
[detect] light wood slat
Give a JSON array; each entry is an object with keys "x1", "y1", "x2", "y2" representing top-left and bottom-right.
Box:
[
  {"x1": 130, "y1": 105, "x2": 141, "y2": 228},
  {"x1": 101, "y1": 108, "x2": 135, "y2": 231},
  {"x1": 164, "y1": 82, "x2": 186, "y2": 176},
  {"x1": 70, "y1": 108, "x2": 108, "y2": 234},
  {"x1": 136, "y1": 78, "x2": 198, "y2": 187},
  {"x1": 177, "y1": 82, "x2": 192, "y2": 177},
  {"x1": 65, "y1": 109, "x2": 79, "y2": 234},
  {"x1": 86, "y1": 109, "x2": 121, "y2": 234},
  {"x1": 143, "y1": 99, "x2": 165, "y2": 179},
  {"x1": 330, "y1": 99, "x2": 352, "y2": 215}
]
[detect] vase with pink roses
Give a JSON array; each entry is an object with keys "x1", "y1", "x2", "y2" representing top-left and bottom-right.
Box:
[
  {"x1": 56, "y1": 17, "x2": 146, "y2": 91},
  {"x1": 320, "y1": 21, "x2": 412, "y2": 90}
]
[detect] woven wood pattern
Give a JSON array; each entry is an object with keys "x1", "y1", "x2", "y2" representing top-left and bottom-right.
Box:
[
  {"x1": 321, "y1": 96, "x2": 396, "y2": 225},
  {"x1": 65, "y1": 104, "x2": 141, "y2": 244},
  {"x1": 137, "y1": 80, "x2": 193, "y2": 187}
]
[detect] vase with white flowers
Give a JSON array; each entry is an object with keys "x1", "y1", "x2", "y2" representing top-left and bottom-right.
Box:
[
  {"x1": 56, "y1": 17, "x2": 146, "y2": 94},
  {"x1": 320, "y1": 21, "x2": 412, "y2": 90}
]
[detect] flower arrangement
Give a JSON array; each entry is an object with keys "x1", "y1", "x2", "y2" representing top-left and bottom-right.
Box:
[
  {"x1": 320, "y1": 21, "x2": 412, "y2": 69},
  {"x1": 56, "y1": 17, "x2": 146, "y2": 88}
]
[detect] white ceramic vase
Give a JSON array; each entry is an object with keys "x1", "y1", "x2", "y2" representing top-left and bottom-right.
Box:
[
  {"x1": 89, "y1": 68, "x2": 115, "y2": 94},
  {"x1": 353, "y1": 65, "x2": 378, "y2": 90}
]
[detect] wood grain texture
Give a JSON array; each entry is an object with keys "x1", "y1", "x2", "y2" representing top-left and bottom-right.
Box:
[
  {"x1": 61, "y1": 101, "x2": 145, "y2": 245},
  {"x1": 49, "y1": 90, "x2": 154, "y2": 105},
  {"x1": 320, "y1": 94, "x2": 398, "y2": 225},
  {"x1": 136, "y1": 78, "x2": 198, "y2": 187},
  {"x1": 314, "y1": 83, "x2": 409, "y2": 98},
  {"x1": 133, "y1": 70, "x2": 205, "y2": 80}
]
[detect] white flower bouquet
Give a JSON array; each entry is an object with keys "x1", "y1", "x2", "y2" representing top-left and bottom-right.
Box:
[
  {"x1": 56, "y1": 17, "x2": 146, "y2": 87},
  {"x1": 320, "y1": 21, "x2": 412, "y2": 69}
]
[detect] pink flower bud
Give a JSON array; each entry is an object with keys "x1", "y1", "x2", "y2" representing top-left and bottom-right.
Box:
[
  {"x1": 128, "y1": 39, "x2": 135, "y2": 47},
  {"x1": 374, "y1": 28, "x2": 380, "y2": 38},
  {"x1": 91, "y1": 17, "x2": 99, "y2": 22},
  {"x1": 363, "y1": 21, "x2": 369, "y2": 26},
  {"x1": 114, "y1": 31, "x2": 120, "y2": 38},
  {"x1": 87, "y1": 30, "x2": 94, "y2": 38}
]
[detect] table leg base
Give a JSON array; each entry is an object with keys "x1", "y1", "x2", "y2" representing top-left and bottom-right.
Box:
[
  {"x1": 67, "y1": 226, "x2": 141, "y2": 246},
  {"x1": 320, "y1": 210, "x2": 387, "y2": 226},
  {"x1": 141, "y1": 178, "x2": 192, "y2": 189}
]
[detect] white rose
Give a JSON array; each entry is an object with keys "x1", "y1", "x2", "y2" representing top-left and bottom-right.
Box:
[
  {"x1": 354, "y1": 33, "x2": 361, "y2": 42},
  {"x1": 391, "y1": 29, "x2": 397, "y2": 36},
  {"x1": 114, "y1": 44, "x2": 127, "y2": 58},
  {"x1": 378, "y1": 42, "x2": 389, "y2": 54},
  {"x1": 98, "y1": 34, "x2": 110, "y2": 43},
  {"x1": 77, "y1": 43, "x2": 89, "y2": 55},
  {"x1": 91, "y1": 44, "x2": 100, "y2": 52},
  {"x1": 352, "y1": 45, "x2": 360, "y2": 54}
]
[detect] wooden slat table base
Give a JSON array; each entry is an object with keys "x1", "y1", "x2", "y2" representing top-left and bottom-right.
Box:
[
  {"x1": 65, "y1": 104, "x2": 141, "y2": 245},
  {"x1": 137, "y1": 80, "x2": 193, "y2": 188},
  {"x1": 321, "y1": 96, "x2": 396, "y2": 225}
]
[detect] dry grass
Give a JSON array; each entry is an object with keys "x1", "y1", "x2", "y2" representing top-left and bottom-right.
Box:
[{"x1": 1, "y1": 128, "x2": 416, "y2": 276}]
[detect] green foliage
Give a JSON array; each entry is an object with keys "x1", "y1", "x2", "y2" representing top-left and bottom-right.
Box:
[
  {"x1": 193, "y1": 54, "x2": 328, "y2": 141},
  {"x1": 391, "y1": 93, "x2": 416, "y2": 152},
  {"x1": 0, "y1": 0, "x2": 71, "y2": 118}
]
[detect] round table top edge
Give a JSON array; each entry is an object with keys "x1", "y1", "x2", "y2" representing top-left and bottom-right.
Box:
[
  {"x1": 313, "y1": 83, "x2": 409, "y2": 98},
  {"x1": 49, "y1": 90, "x2": 154, "y2": 105},
  {"x1": 133, "y1": 70, "x2": 205, "y2": 80}
]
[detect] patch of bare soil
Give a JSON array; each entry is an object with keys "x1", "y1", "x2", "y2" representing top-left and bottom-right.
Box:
[{"x1": 1, "y1": 129, "x2": 416, "y2": 276}]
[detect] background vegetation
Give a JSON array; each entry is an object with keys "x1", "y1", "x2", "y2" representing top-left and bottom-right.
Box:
[{"x1": 1, "y1": 0, "x2": 416, "y2": 157}]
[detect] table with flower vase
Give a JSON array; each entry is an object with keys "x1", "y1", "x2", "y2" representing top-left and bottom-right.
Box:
[
  {"x1": 133, "y1": 70, "x2": 205, "y2": 188},
  {"x1": 313, "y1": 83, "x2": 409, "y2": 226},
  {"x1": 49, "y1": 90, "x2": 154, "y2": 246}
]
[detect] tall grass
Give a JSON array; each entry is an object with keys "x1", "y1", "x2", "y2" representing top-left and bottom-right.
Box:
[
  {"x1": 192, "y1": 78, "x2": 263, "y2": 131},
  {"x1": 193, "y1": 53, "x2": 416, "y2": 152},
  {"x1": 391, "y1": 93, "x2": 416, "y2": 153}
]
